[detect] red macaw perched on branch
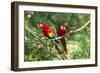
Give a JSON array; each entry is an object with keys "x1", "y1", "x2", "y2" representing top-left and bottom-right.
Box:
[
  {"x1": 39, "y1": 22, "x2": 57, "y2": 39},
  {"x1": 57, "y1": 25, "x2": 68, "y2": 57},
  {"x1": 38, "y1": 22, "x2": 62, "y2": 55}
]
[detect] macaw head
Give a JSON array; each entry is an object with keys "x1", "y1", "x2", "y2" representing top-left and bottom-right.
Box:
[
  {"x1": 57, "y1": 25, "x2": 68, "y2": 36},
  {"x1": 38, "y1": 22, "x2": 52, "y2": 37}
]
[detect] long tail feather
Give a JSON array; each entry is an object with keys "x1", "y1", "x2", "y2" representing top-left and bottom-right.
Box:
[
  {"x1": 61, "y1": 37, "x2": 67, "y2": 54},
  {"x1": 54, "y1": 44, "x2": 65, "y2": 60},
  {"x1": 54, "y1": 44, "x2": 61, "y2": 55}
]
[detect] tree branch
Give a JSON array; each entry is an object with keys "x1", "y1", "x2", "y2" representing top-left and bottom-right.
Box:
[{"x1": 50, "y1": 20, "x2": 90, "y2": 40}]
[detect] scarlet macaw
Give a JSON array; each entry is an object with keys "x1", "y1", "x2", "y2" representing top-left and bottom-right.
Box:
[
  {"x1": 57, "y1": 25, "x2": 68, "y2": 57},
  {"x1": 38, "y1": 22, "x2": 62, "y2": 55}
]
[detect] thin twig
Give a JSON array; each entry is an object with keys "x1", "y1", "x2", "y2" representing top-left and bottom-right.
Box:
[{"x1": 69, "y1": 20, "x2": 90, "y2": 33}]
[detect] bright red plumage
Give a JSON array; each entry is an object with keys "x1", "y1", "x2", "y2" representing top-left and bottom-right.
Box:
[
  {"x1": 39, "y1": 22, "x2": 52, "y2": 37},
  {"x1": 57, "y1": 25, "x2": 68, "y2": 36},
  {"x1": 57, "y1": 25, "x2": 68, "y2": 57}
]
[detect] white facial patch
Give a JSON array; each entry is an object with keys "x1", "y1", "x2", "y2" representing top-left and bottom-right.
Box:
[
  {"x1": 39, "y1": 23, "x2": 43, "y2": 28},
  {"x1": 61, "y1": 26, "x2": 64, "y2": 30}
]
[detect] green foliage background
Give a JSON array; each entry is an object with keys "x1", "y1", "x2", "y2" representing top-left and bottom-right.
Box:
[{"x1": 24, "y1": 11, "x2": 90, "y2": 61}]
